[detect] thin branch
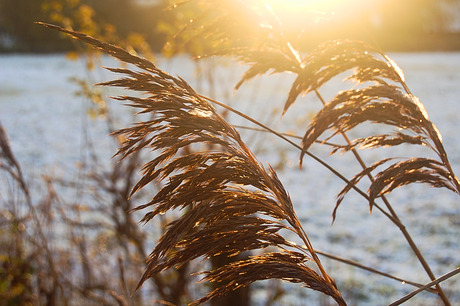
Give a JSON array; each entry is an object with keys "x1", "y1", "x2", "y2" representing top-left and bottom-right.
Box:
[
  {"x1": 389, "y1": 268, "x2": 460, "y2": 306},
  {"x1": 202, "y1": 95, "x2": 402, "y2": 226},
  {"x1": 233, "y1": 124, "x2": 342, "y2": 147},
  {"x1": 315, "y1": 249, "x2": 436, "y2": 294}
]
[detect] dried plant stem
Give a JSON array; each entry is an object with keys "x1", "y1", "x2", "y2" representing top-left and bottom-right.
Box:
[
  {"x1": 38, "y1": 23, "x2": 347, "y2": 304},
  {"x1": 233, "y1": 125, "x2": 341, "y2": 147},
  {"x1": 206, "y1": 119, "x2": 443, "y2": 293},
  {"x1": 0, "y1": 124, "x2": 68, "y2": 305},
  {"x1": 298, "y1": 224, "x2": 331, "y2": 282},
  {"x1": 226, "y1": 119, "x2": 337, "y2": 287},
  {"x1": 315, "y1": 249, "x2": 436, "y2": 294},
  {"x1": 202, "y1": 95, "x2": 400, "y2": 224},
  {"x1": 313, "y1": 90, "x2": 399, "y2": 216},
  {"x1": 207, "y1": 94, "x2": 447, "y2": 300},
  {"x1": 389, "y1": 268, "x2": 460, "y2": 306},
  {"x1": 393, "y1": 223, "x2": 450, "y2": 305},
  {"x1": 202, "y1": 95, "x2": 369, "y2": 201},
  {"x1": 436, "y1": 143, "x2": 460, "y2": 193},
  {"x1": 314, "y1": 89, "x2": 451, "y2": 305},
  {"x1": 225, "y1": 106, "x2": 333, "y2": 285}
]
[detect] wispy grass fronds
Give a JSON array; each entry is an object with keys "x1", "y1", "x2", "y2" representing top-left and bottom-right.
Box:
[
  {"x1": 0, "y1": 122, "x2": 29, "y2": 200},
  {"x1": 169, "y1": 1, "x2": 460, "y2": 201},
  {"x1": 194, "y1": 251, "x2": 340, "y2": 305},
  {"x1": 155, "y1": 6, "x2": 459, "y2": 302},
  {"x1": 163, "y1": 0, "x2": 291, "y2": 56},
  {"x1": 198, "y1": 6, "x2": 460, "y2": 215},
  {"x1": 296, "y1": 62, "x2": 460, "y2": 213},
  {"x1": 282, "y1": 40, "x2": 405, "y2": 113},
  {"x1": 39, "y1": 23, "x2": 345, "y2": 305},
  {"x1": 163, "y1": 0, "x2": 303, "y2": 85}
]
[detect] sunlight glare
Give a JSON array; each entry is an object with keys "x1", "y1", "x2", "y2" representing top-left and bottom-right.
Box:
[{"x1": 264, "y1": 0, "x2": 348, "y2": 14}]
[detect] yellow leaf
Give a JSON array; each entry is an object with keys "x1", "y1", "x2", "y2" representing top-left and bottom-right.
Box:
[{"x1": 66, "y1": 51, "x2": 79, "y2": 61}]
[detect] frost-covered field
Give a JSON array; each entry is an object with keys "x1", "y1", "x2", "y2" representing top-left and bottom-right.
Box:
[{"x1": 1, "y1": 52, "x2": 460, "y2": 304}]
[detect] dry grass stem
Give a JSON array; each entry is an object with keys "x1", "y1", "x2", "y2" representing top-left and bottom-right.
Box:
[
  {"x1": 38, "y1": 22, "x2": 346, "y2": 305},
  {"x1": 36, "y1": 2, "x2": 460, "y2": 303}
]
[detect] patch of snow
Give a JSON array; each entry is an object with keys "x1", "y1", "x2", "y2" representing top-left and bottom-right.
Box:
[{"x1": 1, "y1": 52, "x2": 460, "y2": 304}]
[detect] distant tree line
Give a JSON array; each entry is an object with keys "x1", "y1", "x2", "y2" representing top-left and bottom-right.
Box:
[
  {"x1": 0, "y1": 0, "x2": 169, "y2": 52},
  {"x1": 0, "y1": 0, "x2": 459, "y2": 53},
  {"x1": 274, "y1": 0, "x2": 460, "y2": 51}
]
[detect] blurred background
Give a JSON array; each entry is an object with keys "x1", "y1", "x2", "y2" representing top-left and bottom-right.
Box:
[
  {"x1": 0, "y1": 0, "x2": 460, "y2": 53},
  {"x1": 1, "y1": 1, "x2": 460, "y2": 305}
]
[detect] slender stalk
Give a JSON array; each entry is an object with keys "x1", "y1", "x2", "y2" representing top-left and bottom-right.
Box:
[
  {"x1": 230, "y1": 115, "x2": 334, "y2": 287},
  {"x1": 235, "y1": 122, "x2": 453, "y2": 299},
  {"x1": 2, "y1": 148, "x2": 69, "y2": 305},
  {"x1": 203, "y1": 95, "x2": 402, "y2": 226},
  {"x1": 234, "y1": 127, "x2": 438, "y2": 294},
  {"x1": 204, "y1": 90, "x2": 451, "y2": 303},
  {"x1": 389, "y1": 268, "x2": 460, "y2": 306},
  {"x1": 203, "y1": 96, "x2": 366, "y2": 196},
  {"x1": 315, "y1": 249, "x2": 437, "y2": 294},
  {"x1": 260, "y1": 8, "x2": 453, "y2": 302},
  {"x1": 233, "y1": 124, "x2": 341, "y2": 147},
  {"x1": 313, "y1": 90, "x2": 400, "y2": 217}
]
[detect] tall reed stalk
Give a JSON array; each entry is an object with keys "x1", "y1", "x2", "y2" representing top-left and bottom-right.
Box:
[{"x1": 38, "y1": 2, "x2": 460, "y2": 303}]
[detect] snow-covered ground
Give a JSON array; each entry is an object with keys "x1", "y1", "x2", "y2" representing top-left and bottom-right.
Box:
[{"x1": 1, "y1": 52, "x2": 459, "y2": 304}]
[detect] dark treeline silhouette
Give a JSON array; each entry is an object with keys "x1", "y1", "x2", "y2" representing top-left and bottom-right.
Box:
[
  {"x1": 275, "y1": 0, "x2": 460, "y2": 51},
  {"x1": 0, "y1": 0, "x2": 169, "y2": 52},
  {"x1": 1, "y1": 0, "x2": 460, "y2": 53}
]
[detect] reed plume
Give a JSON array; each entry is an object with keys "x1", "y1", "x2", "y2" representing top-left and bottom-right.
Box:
[
  {"x1": 177, "y1": 0, "x2": 460, "y2": 217},
  {"x1": 38, "y1": 22, "x2": 346, "y2": 305},
  {"x1": 229, "y1": 26, "x2": 460, "y2": 212},
  {"x1": 0, "y1": 122, "x2": 29, "y2": 198},
  {"x1": 158, "y1": 4, "x2": 460, "y2": 303},
  {"x1": 288, "y1": 40, "x2": 460, "y2": 217},
  {"x1": 38, "y1": 1, "x2": 460, "y2": 303}
]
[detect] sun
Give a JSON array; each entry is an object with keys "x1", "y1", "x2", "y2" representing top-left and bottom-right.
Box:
[
  {"x1": 263, "y1": 0, "x2": 349, "y2": 14},
  {"x1": 259, "y1": 0, "x2": 381, "y2": 34}
]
